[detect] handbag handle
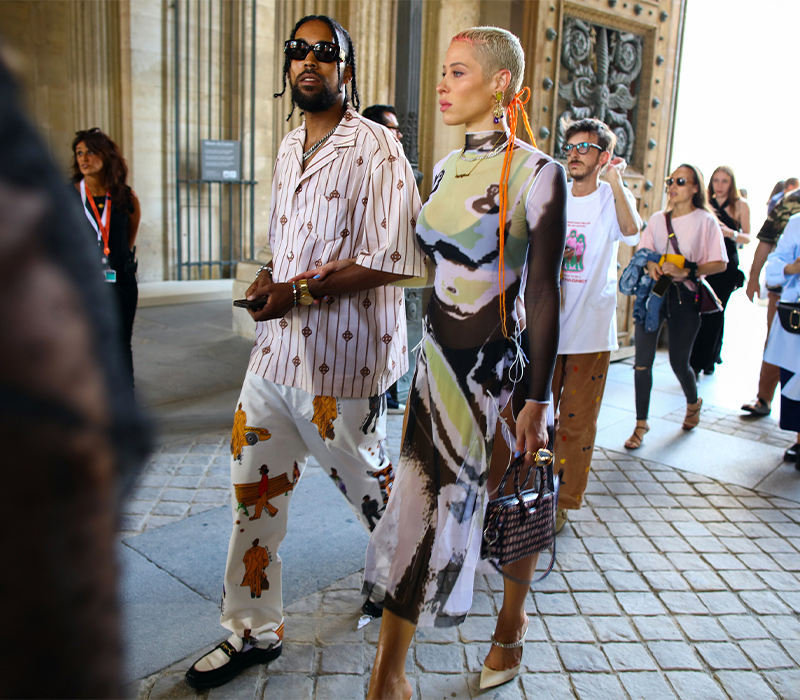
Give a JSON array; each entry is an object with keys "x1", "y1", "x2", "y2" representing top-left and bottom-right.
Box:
[{"x1": 496, "y1": 448, "x2": 554, "y2": 519}]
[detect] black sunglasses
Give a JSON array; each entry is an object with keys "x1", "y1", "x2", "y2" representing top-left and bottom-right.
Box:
[
  {"x1": 665, "y1": 177, "x2": 690, "y2": 187},
  {"x1": 563, "y1": 142, "x2": 603, "y2": 156},
  {"x1": 284, "y1": 39, "x2": 344, "y2": 63}
]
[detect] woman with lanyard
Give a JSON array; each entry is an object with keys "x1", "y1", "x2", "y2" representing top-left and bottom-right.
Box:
[
  {"x1": 624, "y1": 164, "x2": 727, "y2": 450},
  {"x1": 690, "y1": 165, "x2": 750, "y2": 377},
  {"x1": 71, "y1": 128, "x2": 141, "y2": 383}
]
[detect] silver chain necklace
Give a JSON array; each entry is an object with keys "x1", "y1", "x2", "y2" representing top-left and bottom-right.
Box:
[{"x1": 303, "y1": 124, "x2": 338, "y2": 162}]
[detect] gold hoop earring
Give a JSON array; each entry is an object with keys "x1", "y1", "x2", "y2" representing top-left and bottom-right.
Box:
[{"x1": 493, "y1": 91, "x2": 504, "y2": 124}]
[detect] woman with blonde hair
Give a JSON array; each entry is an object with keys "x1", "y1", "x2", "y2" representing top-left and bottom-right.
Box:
[
  {"x1": 363, "y1": 26, "x2": 566, "y2": 698},
  {"x1": 624, "y1": 164, "x2": 727, "y2": 450},
  {"x1": 690, "y1": 165, "x2": 750, "y2": 376}
]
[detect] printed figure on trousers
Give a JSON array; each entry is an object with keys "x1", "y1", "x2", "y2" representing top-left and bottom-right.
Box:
[
  {"x1": 552, "y1": 117, "x2": 642, "y2": 532},
  {"x1": 184, "y1": 14, "x2": 424, "y2": 691}
]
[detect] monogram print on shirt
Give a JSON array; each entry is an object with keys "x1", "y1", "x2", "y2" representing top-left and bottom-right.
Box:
[
  {"x1": 319, "y1": 363, "x2": 330, "y2": 374},
  {"x1": 341, "y1": 229, "x2": 350, "y2": 238},
  {"x1": 344, "y1": 111, "x2": 353, "y2": 121},
  {"x1": 388, "y1": 155, "x2": 397, "y2": 163},
  {"x1": 292, "y1": 356, "x2": 301, "y2": 367},
  {"x1": 381, "y1": 219, "x2": 386, "y2": 228},
  {"x1": 307, "y1": 222, "x2": 313, "y2": 231},
  {"x1": 262, "y1": 347, "x2": 270, "y2": 355},
  {"x1": 397, "y1": 181, "x2": 404, "y2": 190},
  {"x1": 278, "y1": 182, "x2": 282, "y2": 190},
  {"x1": 302, "y1": 327, "x2": 312, "y2": 338},
  {"x1": 287, "y1": 252, "x2": 294, "y2": 261},
  {"x1": 391, "y1": 251, "x2": 401, "y2": 262},
  {"x1": 360, "y1": 366, "x2": 371, "y2": 377},
  {"x1": 411, "y1": 217, "x2": 416, "y2": 227},
  {"x1": 362, "y1": 298, "x2": 372, "y2": 309},
  {"x1": 362, "y1": 197, "x2": 368, "y2": 205},
  {"x1": 279, "y1": 319, "x2": 288, "y2": 329},
  {"x1": 280, "y1": 215, "x2": 287, "y2": 225},
  {"x1": 342, "y1": 330, "x2": 353, "y2": 341},
  {"x1": 325, "y1": 190, "x2": 340, "y2": 201},
  {"x1": 315, "y1": 259, "x2": 323, "y2": 268},
  {"x1": 382, "y1": 334, "x2": 392, "y2": 344},
  {"x1": 356, "y1": 156, "x2": 363, "y2": 166}
]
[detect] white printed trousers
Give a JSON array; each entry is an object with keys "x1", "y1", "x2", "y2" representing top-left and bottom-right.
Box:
[{"x1": 220, "y1": 372, "x2": 393, "y2": 648}]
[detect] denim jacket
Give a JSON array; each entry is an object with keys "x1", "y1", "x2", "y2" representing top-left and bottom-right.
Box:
[{"x1": 619, "y1": 248, "x2": 663, "y2": 332}]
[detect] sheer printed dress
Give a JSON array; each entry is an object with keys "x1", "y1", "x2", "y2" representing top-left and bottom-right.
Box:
[{"x1": 363, "y1": 131, "x2": 566, "y2": 627}]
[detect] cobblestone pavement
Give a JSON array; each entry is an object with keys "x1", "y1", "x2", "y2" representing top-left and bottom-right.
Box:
[{"x1": 126, "y1": 427, "x2": 800, "y2": 700}]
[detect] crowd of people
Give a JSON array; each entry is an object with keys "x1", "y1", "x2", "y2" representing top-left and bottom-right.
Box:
[
  {"x1": 8, "y1": 10, "x2": 797, "y2": 697},
  {"x1": 173, "y1": 13, "x2": 800, "y2": 699}
]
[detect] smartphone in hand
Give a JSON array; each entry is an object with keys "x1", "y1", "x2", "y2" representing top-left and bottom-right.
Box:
[
  {"x1": 233, "y1": 297, "x2": 267, "y2": 310},
  {"x1": 651, "y1": 275, "x2": 672, "y2": 298}
]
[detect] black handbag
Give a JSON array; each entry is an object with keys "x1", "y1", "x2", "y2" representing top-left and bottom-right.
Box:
[
  {"x1": 777, "y1": 300, "x2": 800, "y2": 334},
  {"x1": 665, "y1": 213, "x2": 723, "y2": 314},
  {"x1": 481, "y1": 448, "x2": 561, "y2": 583}
]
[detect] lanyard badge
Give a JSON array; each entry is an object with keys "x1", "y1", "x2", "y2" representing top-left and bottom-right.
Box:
[{"x1": 79, "y1": 179, "x2": 115, "y2": 282}]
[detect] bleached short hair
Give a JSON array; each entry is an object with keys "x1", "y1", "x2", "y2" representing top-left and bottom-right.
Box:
[{"x1": 451, "y1": 26, "x2": 524, "y2": 104}]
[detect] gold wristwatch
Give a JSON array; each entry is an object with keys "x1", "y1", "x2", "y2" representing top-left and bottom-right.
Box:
[{"x1": 297, "y1": 278, "x2": 314, "y2": 306}]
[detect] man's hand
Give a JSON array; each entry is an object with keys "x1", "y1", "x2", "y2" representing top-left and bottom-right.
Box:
[
  {"x1": 604, "y1": 156, "x2": 627, "y2": 181},
  {"x1": 245, "y1": 280, "x2": 295, "y2": 322},
  {"x1": 563, "y1": 245, "x2": 575, "y2": 262},
  {"x1": 746, "y1": 275, "x2": 761, "y2": 301},
  {"x1": 514, "y1": 401, "x2": 549, "y2": 466}
]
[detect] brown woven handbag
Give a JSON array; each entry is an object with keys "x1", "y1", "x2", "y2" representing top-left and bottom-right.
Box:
[{"x1": 481, "y1": 448, "x2": 561, "y2": 583}]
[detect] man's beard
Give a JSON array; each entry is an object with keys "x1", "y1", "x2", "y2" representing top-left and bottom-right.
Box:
[{"x1": 291, "y1": 73, "x2": 341, "y2": 113}]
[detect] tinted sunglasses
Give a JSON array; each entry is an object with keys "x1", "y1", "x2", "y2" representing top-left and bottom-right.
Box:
[
  {"x1": 284, "y1": 39, "x2": 344, "y2": 63},
  {"x1": 665, "y1": 177, "x2": 690, "y2": 186},
  {"x1": 563, "y1": 142, "x2": 603, "y2": 156}
]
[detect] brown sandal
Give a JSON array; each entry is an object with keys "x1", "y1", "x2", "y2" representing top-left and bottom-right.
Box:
[
  {"x1": 624, "y1": 424, "x2": 649, "y2": 450},
  {"x1": 682, "y1": 398, "x2": 703, "y2": 430}
]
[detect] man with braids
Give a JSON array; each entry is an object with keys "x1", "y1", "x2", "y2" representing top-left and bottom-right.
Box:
[{"x1": 186, "y1": 15, "x2": 424, "y2": 689}]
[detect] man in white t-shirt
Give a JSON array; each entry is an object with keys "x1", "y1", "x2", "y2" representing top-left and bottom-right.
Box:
[{"x1": 553, "y1": 118, "x2": 642, "y2": 532}]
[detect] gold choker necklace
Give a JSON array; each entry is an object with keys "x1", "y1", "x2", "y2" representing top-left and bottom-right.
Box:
[{"x1": 455, "y1": 133, "x2": 506, "y2": 178}]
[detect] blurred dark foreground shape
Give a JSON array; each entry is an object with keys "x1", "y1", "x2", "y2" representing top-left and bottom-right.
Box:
[{"x1": 0, "y1": 49, "x2": 151, "y2": 699}]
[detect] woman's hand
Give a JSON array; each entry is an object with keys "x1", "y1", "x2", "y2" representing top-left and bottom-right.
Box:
[
  {"x1": 661, "y1": 261, "x2": 686, "y2": 279},
  {"x1": 785, "y1": 256, "x2": 800, "y2": 277},
  {"x1": 288, "y1": 258, "x2": 356, "y2": 283},
  {"x1": 514, "y1": 401, "x2": 549, "y2": 465},
  {"x1": 646, "y1": 260, "x2": 664, "y2": 281}
]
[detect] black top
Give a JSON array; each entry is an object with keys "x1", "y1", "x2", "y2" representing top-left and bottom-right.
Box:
[
  {"x1": 73, "y1": 186, "x2": 136, "y2": 281},
  {"x1": 710, "y1": 197, "x2": 740, "y2": 270}
]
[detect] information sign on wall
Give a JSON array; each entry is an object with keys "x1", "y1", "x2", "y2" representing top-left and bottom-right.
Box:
[{"x1": 201, "y1": 139, "x2": 241, "y2": 181}]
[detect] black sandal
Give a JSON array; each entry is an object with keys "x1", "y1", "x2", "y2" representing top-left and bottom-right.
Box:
[{"x1": 741, "y1": 398, "x2": 770, "y2": 417}]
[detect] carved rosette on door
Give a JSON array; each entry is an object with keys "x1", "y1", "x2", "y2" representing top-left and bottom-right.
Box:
[{"x1": 555, "y1": 17, "x2": 643, "y2": 163}]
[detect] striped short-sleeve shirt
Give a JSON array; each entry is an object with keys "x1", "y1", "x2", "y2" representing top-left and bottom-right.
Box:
[{"x1": 247, "y1": 109, "x2": 425, "y2": 398}]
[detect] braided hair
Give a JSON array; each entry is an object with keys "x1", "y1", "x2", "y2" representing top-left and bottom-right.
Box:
[{"x1": 273, "y1": 15, "x2": 360, "y2": 121}]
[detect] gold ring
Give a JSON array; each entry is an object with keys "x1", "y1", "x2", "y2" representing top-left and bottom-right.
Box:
[{"x1": 525, "y1": 450, "x2": 534, "y2": 457}]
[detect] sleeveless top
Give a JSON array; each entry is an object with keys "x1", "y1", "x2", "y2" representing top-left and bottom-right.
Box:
[{"x1": 710, "y1": 196, "x2": 740, "y2": 271}]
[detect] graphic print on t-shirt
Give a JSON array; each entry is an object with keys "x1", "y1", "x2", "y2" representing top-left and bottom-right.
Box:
[{"x1": 563, "y1": 228, "x2": 587, "y2": 274}]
